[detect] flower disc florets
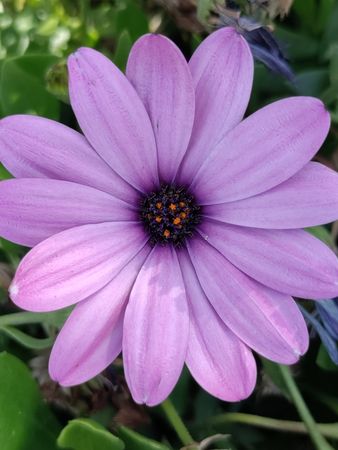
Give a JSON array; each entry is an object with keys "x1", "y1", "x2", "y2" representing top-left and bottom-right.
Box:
[{"x1": 140, "y1": 185, "x2": 201, "y2": 246}]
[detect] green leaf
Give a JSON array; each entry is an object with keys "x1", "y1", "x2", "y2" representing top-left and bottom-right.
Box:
[
  {"x1": 328, "y1": 45, "x2": 338, "y2": 90},
  {"x1": 170, "y1": 366, "x2": 191, "y2": 416},
  {"x1": 0, "y1": 352, "x2": 60, "y2": 450},
  {"x1": 0, "y1": 325, "x2": 54, "y2": 349},
  {"x1": 0, "y1": 54, "x2": 60, "y2": 119},
  {"x1": 116, "y1": 0, "x2": 148, "y2": 41},
  {"x1": 117, "y1": 426, "x2": 170, "y2": 450},
  {"x1": 293, "y1": 0, "x2": 317, "y2": 32},
  {"x1": 0, "y1": 237, "x2": 26, "y2": 266},
  {"x1": 114, "y1": 30, "x2": 133, "y2": 72},
  {"x1": 194, "y1": 389, "x2": 220, "y2": 424},
  {"x1": 57, "y1": 418, "x2": 125, "y2": 450},
  {"x1": 0, "y1": 164, "x2": 12, "y2": 180},
  {"x1": 275, "y1": 28, "x2": 319, "y2": 61},
  {"x1": 197, "y1": 0, "x2": 212, "y2": 23},
  {"x1": 316, "y1": 344, "x2": 338, "y2": 372},
  {"x1": 0, "y1": 237, "x2": 25, "y2": 256},
  {"x1": 322, "y1": 2, "x2": 338, "y2": 46},
  {"x1": 316, "y1": 0, "x2": 336, "y2": 35},
  {"x1": 260, "y1": 358, "x2": 290, "y2": 400},
  {"x1": 293, "y1": 0, "x2": 335, "y2": 36},
  {"x1": 292, "y1": 69, "x2": 329, "y2": 97},
  {"x1": 194, "y1": 389, "x2": 222, "y2": 423}
]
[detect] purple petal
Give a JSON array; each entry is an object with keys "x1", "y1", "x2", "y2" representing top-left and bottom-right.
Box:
[
  {"x1": 188, "y1": 237, "x2": 309, "y2": 363},
  {"x1": 0, "y1": 178, "x2": 136, "y2": 247},
  {"x1": 9, "y1": 222, "x2": 147, "y2": 312},
  {"x1": 191, "y1": 97, "x2": 330, "y2": 204},
  {"x1": 179, "y1": 250, "x2": 256, "y2": 401},
  {"x1": 0, "y1": 115, "x2": 137, "y2": 203},
  {"x1": 315, "y1": 298, "x2": 338, "y2": 340},
  {"x1": 204, "y1": 162, "x2": 338, "y2": 229},
  {"x1": 199, "y1": 221, "x2": 338, "y2": 299},
  {"x1": 123, "y1": 246, "x2": 189, "y2": 406},
  {"x1": 68, "y1": 47, "x2": 159, "y2": 192},
  {"x1": 49, "y1": 247, "x2": 150, "y2": 386},
  {"x1": 178, "y1": 27, "x2": 253, "y2": 182},
  {"x1": 127, "y1": 34, "x2": 195, "y2": 182}
]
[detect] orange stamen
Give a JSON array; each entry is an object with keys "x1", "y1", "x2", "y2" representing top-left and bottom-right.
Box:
[
  {"x1": 155, "y1": 216, "x2": 162, "y2": 223},
  {"x1": 156, "y1": 202, "x2": 162, "y2": 209},
  {"x1": 173, "y1": 217, "x2": 181, "y2": 225},
  {"x1": 169, "y1": 203, "x2": 177, "y2": 211},
  {"x1": 163, "y1": 229, "x2": 171, "y2": 238}
]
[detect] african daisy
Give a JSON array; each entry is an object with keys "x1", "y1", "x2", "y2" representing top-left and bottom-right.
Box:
[{"x1": 1, "y1": 27, "x2": 338, "y2": 406}]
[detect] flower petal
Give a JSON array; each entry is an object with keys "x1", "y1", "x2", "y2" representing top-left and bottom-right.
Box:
[
  {"x1": 191, "y1": 97, "x2": 330, "y2": 204},
  {"x1": 123, "y1": 246, "x2": 189, "y2": 406},
  {"x1": 204, "y1": 162, "x2": 338, "y2": 229},
  {"x1": 0, "y1": 115, "x2": 137, "y2": 203},
  {"x1": 49, "y1": 247, "x2": 150, "y2": 386},
  {"x1": 188, "y1": 237, "x2": 309, "y2": 363},
  {"x1": 316, "y1": 298, "x2": 338, "y2": 339},
  {"x1": 0, "y1": 178, "x2": 136, "y2": 247},
  {"x1": 127, "y1": 34, "x2": 195, "y2": 182},
  {"x1": 68, "y1": 47, "x2": 158, "y2": 192},
  {"x1": 179, "y1": 250, "x2": 256, "y2": 401},
  {"x1": 178, "y1": 27, "x2": 253, "y2": 182},
  {"x1": 199, "y1": 221, "x2": 338, "y2": 299},
  {"x1": 301, "y1": 306, "x2": 338, "y2": 365},
  {"x1": 9, "y1": 222, "x2": 147, "y2": 312}
]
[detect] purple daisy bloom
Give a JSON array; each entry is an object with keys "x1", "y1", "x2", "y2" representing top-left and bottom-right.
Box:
[{"x1": 1, "y1": 27, "x2": 338, "y2": 406}]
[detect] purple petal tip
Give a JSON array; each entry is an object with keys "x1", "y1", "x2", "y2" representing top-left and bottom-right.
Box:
[{"x1": 8, "y1": 282, "x2": 19, "y2": 301}]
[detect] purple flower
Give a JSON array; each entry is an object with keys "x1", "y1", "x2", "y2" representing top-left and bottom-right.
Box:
[{"x1": 1, "y1": 28, "x2": 338, "y2": 406}]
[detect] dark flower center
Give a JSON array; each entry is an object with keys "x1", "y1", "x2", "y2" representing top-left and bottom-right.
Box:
[{"x1": 140, "y1": 185, "x2": 201, "y2": 246}]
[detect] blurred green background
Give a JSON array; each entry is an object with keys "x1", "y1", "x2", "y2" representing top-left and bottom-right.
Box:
[{"x1": 1, "y1": 1, "x2": 338, "y2": 449}]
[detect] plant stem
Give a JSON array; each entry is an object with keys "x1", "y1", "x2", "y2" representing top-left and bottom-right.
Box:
[
  {"x1": 161, "y1": 398, "x2": 197, "y2": 449},
  {"x1": 204, "y1": 413, "x2": 338, "y2": 440},
  {"x1": 0, "y1": 311, "x2": 47, "y2": 326},
  {"x1": 278, "y1": 364, "x2": 335, "y2": 450}
]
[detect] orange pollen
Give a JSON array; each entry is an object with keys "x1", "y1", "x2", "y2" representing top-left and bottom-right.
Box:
[
  {"x1": 155, "y1": 216, "x2": 162, "y2": 223},
  {"x1": 179, "y1": 202, "x2": 186, "y2": 208},
  {"x1": 163, "y1": 229, "x2": 171, "y2": 238},
  {"x1": 180, "y1": 212, "x2": 187, "y2": 219},
  {"x1": 156, "y1": 202, "x2": 162, "y2": 209},
  {"x1": 169, "y1": 203, "x2": 177, "y2": 211},
  {"x1": 173, "y1": 217, "x2": 181, "y2": 225}
]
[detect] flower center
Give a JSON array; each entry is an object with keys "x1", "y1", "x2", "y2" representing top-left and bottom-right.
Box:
[{"x1": 140, "y1": 185, "x2": 201, "y2": 246}]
